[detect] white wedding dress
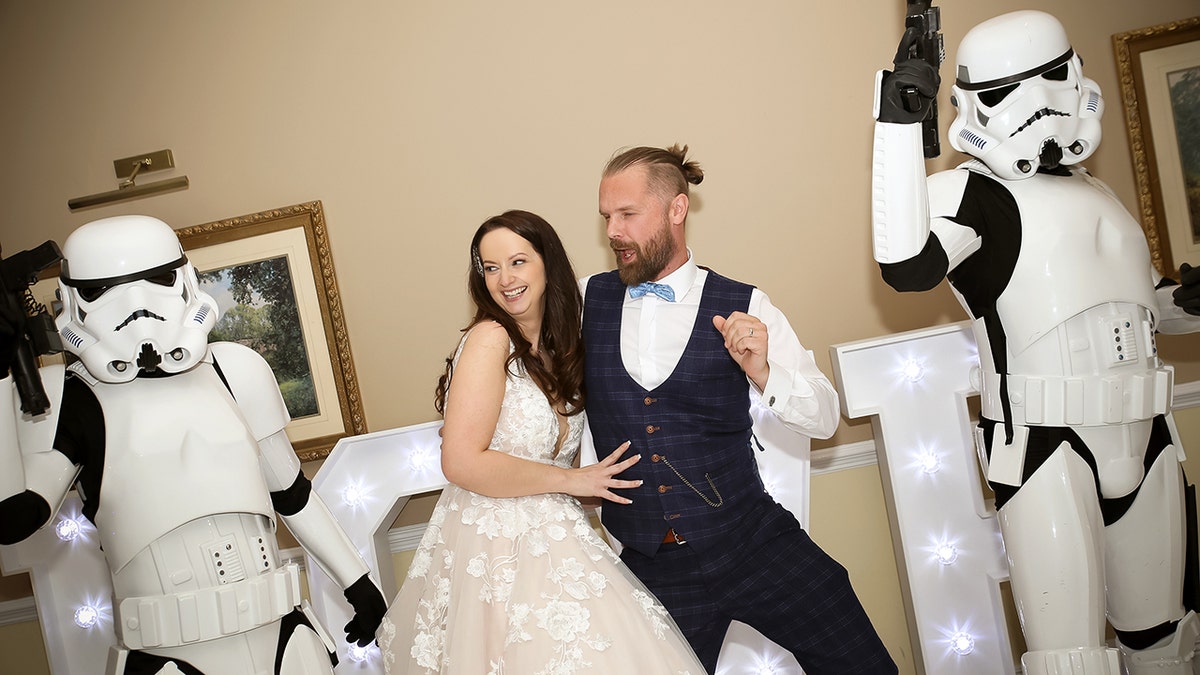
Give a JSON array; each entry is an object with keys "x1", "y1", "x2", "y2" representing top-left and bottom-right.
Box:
[{"x1": 376, "y1": 339, "x2": 703, "y2": 674}]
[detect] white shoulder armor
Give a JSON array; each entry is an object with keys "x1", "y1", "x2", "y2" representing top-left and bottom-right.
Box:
[{"x1": 208, "y1": 342, "x2": 290, "y2": 441}]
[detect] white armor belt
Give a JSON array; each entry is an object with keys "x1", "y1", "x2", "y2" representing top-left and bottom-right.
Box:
[
  {"x1": 116, "y1": 563, "x2": 302, "y2": 650},
  {"x1": 1006, "y1": 367, "x2": 1172, "y2": 427}
]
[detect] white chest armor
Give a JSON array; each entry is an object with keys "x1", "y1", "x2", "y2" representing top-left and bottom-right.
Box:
[
  {"x1": 90, "y1": 363, "x2": 274, "y2": 574},
  {"x1": 994, "y1": 170, "x2": 1157, "y2": 357}
]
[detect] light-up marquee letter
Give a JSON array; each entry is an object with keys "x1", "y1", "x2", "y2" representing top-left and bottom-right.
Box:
[
  {"x1": 0, "y1": 494, "x2": 115, "y2": 675},
  {"x1": 306, "y1": 421, "x2": 448, "y2": 671},
  {"x1": 832, "y1": 322, "x2": 1016, "y2": 675}
]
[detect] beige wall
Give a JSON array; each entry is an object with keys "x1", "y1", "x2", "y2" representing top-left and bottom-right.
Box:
[{"x1": 1, "y1": 2, "x2": 1198, "y2": 673}]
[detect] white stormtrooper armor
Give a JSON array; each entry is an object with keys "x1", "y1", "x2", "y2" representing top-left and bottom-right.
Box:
[
  {"x1": 0, "y1": 215, "x2": 384, "y2": 674},
  {"x1": 872, "y1": 10, "x2": 1200, "y2": 675}
]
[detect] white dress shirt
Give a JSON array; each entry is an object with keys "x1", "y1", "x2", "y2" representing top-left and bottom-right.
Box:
[{"x1": 580, "y1": 251, "x2": 839, "y2": 439}]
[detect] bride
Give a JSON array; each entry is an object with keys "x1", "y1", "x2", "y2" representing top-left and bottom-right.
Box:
[{"x1": 376, "y1": 210, "x2": 704, "y2": 674}]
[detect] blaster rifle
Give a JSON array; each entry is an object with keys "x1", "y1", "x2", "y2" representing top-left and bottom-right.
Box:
[
  {"x1": 902, "y1": 0, "x2": 944, "y2": 158},
  {"x1": 0, "y1": 241, "x2": 64, "y2": 416}
]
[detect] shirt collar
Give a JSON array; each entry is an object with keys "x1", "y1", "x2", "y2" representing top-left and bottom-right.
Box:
[{"x1": 645, "y1": 248, "x2": 696, "y2": 299}]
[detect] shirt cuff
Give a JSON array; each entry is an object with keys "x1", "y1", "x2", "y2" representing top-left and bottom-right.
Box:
[{"x1": 759, "y1": 358, "x2": 812, "y2": 411}]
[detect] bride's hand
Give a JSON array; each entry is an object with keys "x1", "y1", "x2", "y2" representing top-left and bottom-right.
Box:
[{"x1": 566, "y1": 441, "x2": 642, "y2": 504}]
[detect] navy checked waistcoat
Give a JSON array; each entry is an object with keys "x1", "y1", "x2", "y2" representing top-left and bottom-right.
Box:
[{"x1": 583, "y1": 270, "x2": 769, "y2": 557}]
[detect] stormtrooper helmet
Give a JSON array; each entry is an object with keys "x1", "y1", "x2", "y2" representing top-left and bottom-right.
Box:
[
  {"x1": 56, "y1": 215, "x2": 218, "y2": 383},
  {"x1": 948, "y1": 10, "x2": 1103, "y2": 180}
]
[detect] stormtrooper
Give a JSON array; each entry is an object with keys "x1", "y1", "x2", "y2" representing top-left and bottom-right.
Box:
[
  {"x1": 872, "y1": 9, "x2": 1200, "y2": 675},
  {"x1": 0, "y1": 215, "x2": 386, "y2": 674}
]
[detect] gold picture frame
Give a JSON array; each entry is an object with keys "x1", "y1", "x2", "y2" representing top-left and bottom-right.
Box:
[
  {"x1": 1114, "y1": 15, "x2": 1200, "y2": 278},
  {"x1": 177, "y1": 201, "x2": 367, "y2": 461}
]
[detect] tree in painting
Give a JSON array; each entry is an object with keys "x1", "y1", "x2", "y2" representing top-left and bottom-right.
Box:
[{"x1": 199, "y1": 256, "x2": 318, "y2": 417}]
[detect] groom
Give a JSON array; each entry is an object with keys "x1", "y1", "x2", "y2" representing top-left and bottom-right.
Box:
[{"x1": 580, "y1": 144, "x2": 895, "y2": 674}]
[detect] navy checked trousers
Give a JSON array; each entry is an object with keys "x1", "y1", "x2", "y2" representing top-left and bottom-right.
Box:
[{"x1": 620, "y1": 499, "x2": 897, "y2": 675}]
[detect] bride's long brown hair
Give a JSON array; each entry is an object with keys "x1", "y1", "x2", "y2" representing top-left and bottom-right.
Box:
[{"x1": 434, "y1": 210, "x2": 585, "y2": 417}]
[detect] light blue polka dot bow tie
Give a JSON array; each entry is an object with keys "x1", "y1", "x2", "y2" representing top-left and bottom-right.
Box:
[{"x1": 628, "y1": 282, "x2": 676, "y2": 302}]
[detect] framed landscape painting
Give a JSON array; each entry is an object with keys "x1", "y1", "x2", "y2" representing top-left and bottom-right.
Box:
[
  {"x1": 177, "y1": 201, "x2": 367, "y2": 461},
  {"x1": 1115, "y1": 16, "x2": 1200, "y2": 277}
]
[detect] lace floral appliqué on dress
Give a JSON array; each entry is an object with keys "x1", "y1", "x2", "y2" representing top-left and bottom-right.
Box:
[{"x1": 376, "y1": 336, "x2": 702, "y2": 674}]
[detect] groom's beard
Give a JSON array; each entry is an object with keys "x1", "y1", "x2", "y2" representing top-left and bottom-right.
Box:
[{"x1": 613, "y1": 217, "x2": 674, "y2": 286}]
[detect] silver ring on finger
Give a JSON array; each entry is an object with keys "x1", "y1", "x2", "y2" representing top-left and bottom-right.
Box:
[{"x1": 748, "y1": 327, "x2": 754, "y2": 338}]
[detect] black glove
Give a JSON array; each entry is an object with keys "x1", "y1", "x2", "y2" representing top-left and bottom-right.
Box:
[
  {"x1": 342, "y1": 573, "x2": 387, "y2": 648},
  {"x1": 877, "y1": 27, "x2": 941, "y2": 124},
  {"x1": 1173, "y1": 262, "x2": 1200, "y2": 316},
  {"x1": 0, "y1": 302, "x2": 25, "y2": 379}
]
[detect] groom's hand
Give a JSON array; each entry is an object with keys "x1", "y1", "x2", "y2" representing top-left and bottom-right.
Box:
[{"x1": 712, "y1": 312, "x2": 769, "y2": 390}]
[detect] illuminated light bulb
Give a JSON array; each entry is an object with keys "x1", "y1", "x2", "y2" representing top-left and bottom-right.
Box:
[
  {"x1": 341, "y1": 483, "x2": 366, "y2": 508},
  {"x1": 73, "y1": 605, "x2": 99, "y2": 629},
  {"x1": 917, "y1": 450, "x2": 941, "y2": 475},
  {"x1": 409, "y1": 447, "x2": 435, "y2": 471},
  {"x1": 934, "y1": 543, "x2": 959, "y2": 565},
  {"x1": 55, "y1": 517, "x2": 81, "y2": 542},
  {"x1": 749, "y1": 391, "x2": 770, "y2": 412},
  {"x1": 759, "y1": 469, "x2": 780, "y2": 497},
  {"x1": 949, "y1": 631, "x2": 975, "y2": 656},
  {"x1": 748, "y1": 650, "x2": 787, "y2": 674},
  {"x1": 901, "y1": 359, "x2": 925, "y2": 383},
  {"x1": 347, "y1": 643, "x2": 373, "y2": 662}
]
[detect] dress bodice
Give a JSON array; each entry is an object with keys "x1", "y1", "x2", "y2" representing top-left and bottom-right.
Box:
[{"x1": 452, "y1": 332, "x2": 584, "y2": 468}]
